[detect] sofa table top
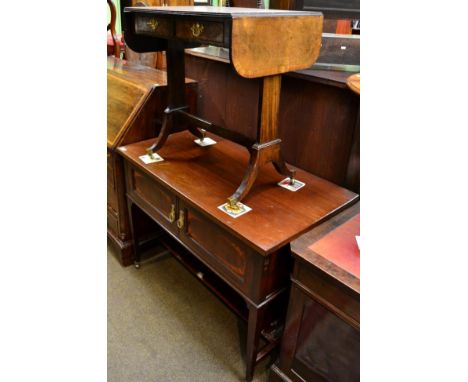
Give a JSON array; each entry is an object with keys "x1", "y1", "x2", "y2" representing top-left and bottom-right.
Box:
[{"x1": 123, "y1": 6, "x2": 323, "y2": 78}]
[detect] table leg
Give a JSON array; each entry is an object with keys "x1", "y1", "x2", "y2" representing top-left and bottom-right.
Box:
[
  {"x1": 245, "y1": 302, "x2": 265, "y2": 382},
  {"x1": 146, "y1": 40, "x2": 202, "y2": 156},
  {"x1": 227, "y1": 141, "x2": 297, "y2": 208},
  {"x1": 146, "y1": 109, "x2": 174, "y2": 154},
  {"x1": 227, "y1": 75, "x2": 294, "y2": 208},
  {"x1": 272, "y1": 152, "x2": 296, "y2": 182},
  {"x1": 127, "y1": 200, "x2": 141, "y2": 269}
]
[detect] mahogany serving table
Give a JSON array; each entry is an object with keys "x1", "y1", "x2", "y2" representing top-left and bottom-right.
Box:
[
  {"x1": 123, "y1": 6, "x2": 323, "y2": 211},
  {"x1": 118, "y1": 131, "x2": 357, "y2": 381}
]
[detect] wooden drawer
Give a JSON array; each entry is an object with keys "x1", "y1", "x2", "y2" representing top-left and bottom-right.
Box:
[
  {"x1": 294, "y1": 261, "x2": 359, "y2": 326},
  {"x1": 178, "y1": 200, "x2": 254, "y2": 295},
  {"x1": 134, "y1": 15, "x2": 173, "y2": 39},
  {"x1": 175, "y1": 20, "x2": 224, "y2": 45},
  {"x1": 127, "y1": 166, "x2": 177, "y2": 235}
]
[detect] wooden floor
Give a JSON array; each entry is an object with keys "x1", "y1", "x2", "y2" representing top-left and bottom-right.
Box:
[{"x1": 107, "y1": 244, "x2": 272, "y2": 382}]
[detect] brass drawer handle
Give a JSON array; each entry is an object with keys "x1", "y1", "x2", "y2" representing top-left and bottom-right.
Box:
[
  {"x1": 147, "y1": 18, "x2": 159, "y2": 31},
  {"x1": 191, "y1": 23, "x2": 204, "y2": 37},
  {"x1": 168, "y1": 204, "x2": 176, "y2": 223},
  {"x1": 177, "y1": 210, "x2": 185, "y2": 229}
]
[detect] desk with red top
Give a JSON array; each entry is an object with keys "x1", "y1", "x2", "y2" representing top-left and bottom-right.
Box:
[
  {"x1": 270, "y1": 202, "x2": 360, "y2": 382},
  {"x1": 118, "y1": 131, "x2": 358, "y2": 381}
]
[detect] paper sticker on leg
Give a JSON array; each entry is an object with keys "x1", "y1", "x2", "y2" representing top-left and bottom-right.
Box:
[
  {"x1": 218, "y1": 202, "x2": 252, "y2": 218},
  {"x1": 139, "y1": 153, "x2": 164, "y2": 164},
  {"x1": 194, "y1": 137, "x2": 217, "y2": 147},
  {"x1": 278, "y1": 177, "x2": 305, "y2": 192}
]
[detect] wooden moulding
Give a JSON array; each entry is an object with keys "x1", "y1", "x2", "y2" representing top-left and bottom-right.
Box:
[{"x1": 230, "y1": 14, "x2": 323, "y2": 78}]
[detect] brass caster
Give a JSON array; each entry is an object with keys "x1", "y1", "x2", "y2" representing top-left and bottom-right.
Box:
[
  {"x1": 145, "y1": 148, "x2": 155, "y2": 160},
  {"x1": 226, "y1": 197, "x2": 241, "y2": 213},
  {"x1": 289, "y1": 171, "x2": 296, "y2": 186},
  {"x1": 134, "y1": 262, "x2": 140, "y2": 269}
]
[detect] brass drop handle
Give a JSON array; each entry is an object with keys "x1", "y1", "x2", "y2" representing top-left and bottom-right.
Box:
[
  {"x1": 168, "y1": 204, "x2": 176, "y2": 223},
  {"x1": 147, "y1": 18, "x2": 159, "y2": 31},
  {"x1": 191, "y1": 23, "x2": 204, "y2": 37},
  {"x1": 177, "y1": 209, "x2": 185, "y2": 229}
]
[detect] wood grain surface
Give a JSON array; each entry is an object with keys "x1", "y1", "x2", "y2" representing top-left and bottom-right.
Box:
[
  {"x1": 123, "y1": 6, "x2": 323, "y2": 78},
  {"x1": 107, "y1": 57, "x2": 196, "y2": 149},
  {"x1": 231, "y1": 15, "x2": 323, "y2": 78},
  {"x1": 118, "y1": 130, "x2": 358, "y2": 254}
]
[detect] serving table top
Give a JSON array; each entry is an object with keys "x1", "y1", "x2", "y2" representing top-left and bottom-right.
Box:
[{"x1": 118, "y1": 131, "x2": 358, "y2": 254}]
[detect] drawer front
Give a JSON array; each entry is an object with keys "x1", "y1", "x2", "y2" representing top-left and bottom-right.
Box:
[
  {"x1": 175, "y1": 20, "x2": 224, "y2": 45},
  {"x1": 127, "y1": 166, "x2": 177, "y2": 234},
  {"x1": 178, "y1": 201, "x2": 255, "y2": 296},
  {"x1": 134, "y1": 15, "x2": 173, "y2": 38},
  {"x1": 294, "y1": 262, "x2": 360, "y2": 326}
]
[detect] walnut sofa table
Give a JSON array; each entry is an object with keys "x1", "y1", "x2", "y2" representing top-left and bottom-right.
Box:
[
  {"x1": 118, "y1": 131, "x2": 357, "y2": 381},
  {"x1": 123, "y1": 6, "x2": 323, "y2": 209}
]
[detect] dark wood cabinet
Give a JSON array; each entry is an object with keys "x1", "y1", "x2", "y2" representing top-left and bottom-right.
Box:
[
  {"x1": 270, "y1": 203, "x2": 360, "y2": 382},
  {"x1": 107, "y1": 57, "x2": 197, "y2": 265}
]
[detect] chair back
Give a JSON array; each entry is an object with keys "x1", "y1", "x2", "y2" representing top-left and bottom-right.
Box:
[{"x1": 107, "y1": 0, "x2": 121, "y2": 57}]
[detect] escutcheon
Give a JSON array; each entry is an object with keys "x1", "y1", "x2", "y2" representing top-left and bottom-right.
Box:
[
  {"x1": 191, "y1": 23, "x2": 204, "y2": 37},
  {"x1": 168, "y1": 204, "x2": 176, "y2": 223},
  {"x1": 147, "y1": 18, "x2": 159, "y2": 31}
]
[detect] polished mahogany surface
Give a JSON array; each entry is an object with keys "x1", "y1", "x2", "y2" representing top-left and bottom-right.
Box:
[
  {"x1": 119, "y1": 131, "x2": 358, "y2": 255},
  {"x1": 123, "y1": 6, "x2": 323, "y2": 79}
]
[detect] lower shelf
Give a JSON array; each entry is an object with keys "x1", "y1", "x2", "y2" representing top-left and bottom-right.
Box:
[{"x1": 159, "y1": 233, "x2": 249, "y2": 322}]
